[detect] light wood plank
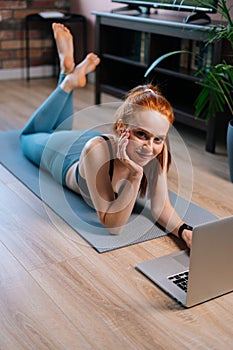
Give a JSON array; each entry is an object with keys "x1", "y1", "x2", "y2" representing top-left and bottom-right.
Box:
[
  {"x1": 0, "y1": 241, "x2": 92, "y2": 350},
  {"x1": 0, "y1": 180, "x2": 83, "y2": 271},
  {"x1": 31, "y1": 250, "x2": 233, "y2": 350}
]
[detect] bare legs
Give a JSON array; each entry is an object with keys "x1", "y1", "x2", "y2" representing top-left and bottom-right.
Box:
[
  {"x1": 20, "y1": 23, "x2": 100, "y2": 182},
  {"x1": 52, "y1": 22, "x2": 100, "y2": 93},
  {"x1": 52, "y1": 23, "x2": 75, "y2": 74},
  {"x1": 60, "y1": 53, "x2": 101, "y2": 93}
]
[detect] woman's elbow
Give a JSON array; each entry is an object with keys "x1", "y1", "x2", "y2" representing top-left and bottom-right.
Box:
[
  {"x1": 103, "y1": 219, "x2": 124, "y2": 235},
  {"x1": 98, "y1": 208, "x2": 128, "y2": 235},
  {"x1": 99, "y1": 214, "x2": 124, "y2": 235},
  {"x1": 107, "y1": 226, "x2": 122, "y2": 235}
]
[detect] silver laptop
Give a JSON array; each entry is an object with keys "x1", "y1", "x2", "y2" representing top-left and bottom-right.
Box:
[{"x1": 136, "y1": 216, "x2": 233, "y2": 307}]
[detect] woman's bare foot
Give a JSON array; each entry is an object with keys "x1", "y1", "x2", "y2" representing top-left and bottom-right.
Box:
[
  {"x1": 52, "y1": 23, "x2": 75, "y2": 74},
  {"x1": 61, "y1": 53, "x2": 101, "y2": 93}
]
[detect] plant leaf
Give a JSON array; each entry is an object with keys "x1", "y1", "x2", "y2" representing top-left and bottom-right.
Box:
[{"x1": 144, "y1": 51, "x2": 189, "y2": 78}]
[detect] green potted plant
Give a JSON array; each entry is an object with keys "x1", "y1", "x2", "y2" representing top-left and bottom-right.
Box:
[
  {"x1": 194, "y1": 0, "x2": 233, "y2": 181},
  {"x1": 144, "y1": 0, "x2": 233, "y2": 181},
  {"x1": 194, "y1": 0, "x2": 233, "y2": 118}
]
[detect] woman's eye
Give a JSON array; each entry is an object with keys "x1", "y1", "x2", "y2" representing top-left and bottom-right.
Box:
[
  {"x1": 134, "y1": 130, "x2": 147, "y2": 139},
  {"x1": 154, "y1": 137, "x2": 164, "y2": 144}
]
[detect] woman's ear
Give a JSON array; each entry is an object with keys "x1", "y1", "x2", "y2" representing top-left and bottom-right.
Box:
[{"x1": 116, "y1": 119, "x2": 127, "y2": 136}]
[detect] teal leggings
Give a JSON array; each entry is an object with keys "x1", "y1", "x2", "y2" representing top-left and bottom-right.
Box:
[{"x1": 20, "y1": 74, "x2": 100, "y2": 185}]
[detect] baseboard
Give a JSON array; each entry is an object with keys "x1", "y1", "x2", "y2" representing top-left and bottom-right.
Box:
[
  {"x1": 0, "y1": 65, "x2": 54, "y2": 80},
  {"x1": 0, "y1": 66, "x2": 95, "y2": 82}
]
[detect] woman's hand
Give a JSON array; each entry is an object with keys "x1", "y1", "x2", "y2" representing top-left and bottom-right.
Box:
[
  {"x1": 181, "y1": 229, "x2": 193, "y2": 248},
  {"x1": 117, "y1": 129, "x2": 143, "y2": 178}
]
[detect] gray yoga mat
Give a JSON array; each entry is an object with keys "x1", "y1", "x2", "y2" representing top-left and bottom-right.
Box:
[{"x1": 0, "y1": 130, "x2": 217, "y2": 253}]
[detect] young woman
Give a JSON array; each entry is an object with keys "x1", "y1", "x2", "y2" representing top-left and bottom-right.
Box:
[{"x1": 20, "y1": 23, "x2": 193, "y2": 247}]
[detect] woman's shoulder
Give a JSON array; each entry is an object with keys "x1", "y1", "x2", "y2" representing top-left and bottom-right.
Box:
[
  {"x1": 82, "y1": 133, "x2": 116, "y2": 155},
  {"x1": 82, "y1": 134, "x2": 117, "y2": 159}
]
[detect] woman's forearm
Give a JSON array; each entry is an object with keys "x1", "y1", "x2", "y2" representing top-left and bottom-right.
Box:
[
  {"x1": 152, "y1": 201, "x2": 193, "y2": 248},
  {"x1": 98, "y1": 173, "x2": 142, "y2": 234},
  {"x1": 152, "y1": 201, "x2": 183, "y2": 236}
]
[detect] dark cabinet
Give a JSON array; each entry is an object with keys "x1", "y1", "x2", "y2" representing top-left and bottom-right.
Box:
[{"x1": 92, "y1": 11, "x2": 223, "y2": 152}]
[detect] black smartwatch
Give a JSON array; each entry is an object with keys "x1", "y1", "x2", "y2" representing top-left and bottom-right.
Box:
[{"x1": 178, "y1": 223, "x2": 193, "y2": 241}]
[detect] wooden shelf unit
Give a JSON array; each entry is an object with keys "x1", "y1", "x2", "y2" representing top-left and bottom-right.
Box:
[{"x1": 92, "y1": 11, "x2": 223, "y2": 152}]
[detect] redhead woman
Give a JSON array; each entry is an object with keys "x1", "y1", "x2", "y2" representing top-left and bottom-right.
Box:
[{"x1": 20, "y1": 23, "x2": 193, "y2": 247}]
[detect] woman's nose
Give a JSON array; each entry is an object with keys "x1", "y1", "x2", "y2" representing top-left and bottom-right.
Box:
[{"x1": 143, "y1": 139, "x2": 153, "y2": 150}]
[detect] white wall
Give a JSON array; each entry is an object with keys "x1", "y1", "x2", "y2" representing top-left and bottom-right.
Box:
[{"x1": 71, "y1": 0, "x2": 119, "y2": 52}]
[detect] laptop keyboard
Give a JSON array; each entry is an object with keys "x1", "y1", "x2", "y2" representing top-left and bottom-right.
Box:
[{"x1": 168, "y1": 271, "x2": 189, "y2": 292}]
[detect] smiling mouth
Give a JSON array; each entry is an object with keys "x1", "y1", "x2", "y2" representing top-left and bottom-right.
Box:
[{"x1": 136, "y1": 151, "x2": 154, "y2": 160}]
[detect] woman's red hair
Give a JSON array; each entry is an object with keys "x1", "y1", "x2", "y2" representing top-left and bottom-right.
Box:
[{"x1": 113, "y1": 84, "x2": 174, "y2": 197}]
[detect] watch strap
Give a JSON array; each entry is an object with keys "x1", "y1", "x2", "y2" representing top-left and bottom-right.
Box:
[{"x1": 178, "y1": 223, "x2": 193, "y2": 240}]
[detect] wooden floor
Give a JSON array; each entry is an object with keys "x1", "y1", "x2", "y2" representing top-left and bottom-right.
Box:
[{"x1": 1, "y1": 78, "x2": 233, "y2": 350}]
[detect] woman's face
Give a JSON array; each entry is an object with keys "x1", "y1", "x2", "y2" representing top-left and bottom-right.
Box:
[{"x1": 125, "y1": 110, "x2": 170, "y2": 166}]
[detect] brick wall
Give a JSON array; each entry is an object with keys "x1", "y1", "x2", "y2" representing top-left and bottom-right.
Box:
[{"x1": 0, "y1": 0, "x2": 70, "y2": 71}]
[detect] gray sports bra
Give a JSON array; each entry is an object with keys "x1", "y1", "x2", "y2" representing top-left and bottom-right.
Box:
[{"x1": 75, "y1": 135, "x2": 117, "y2": 207}]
